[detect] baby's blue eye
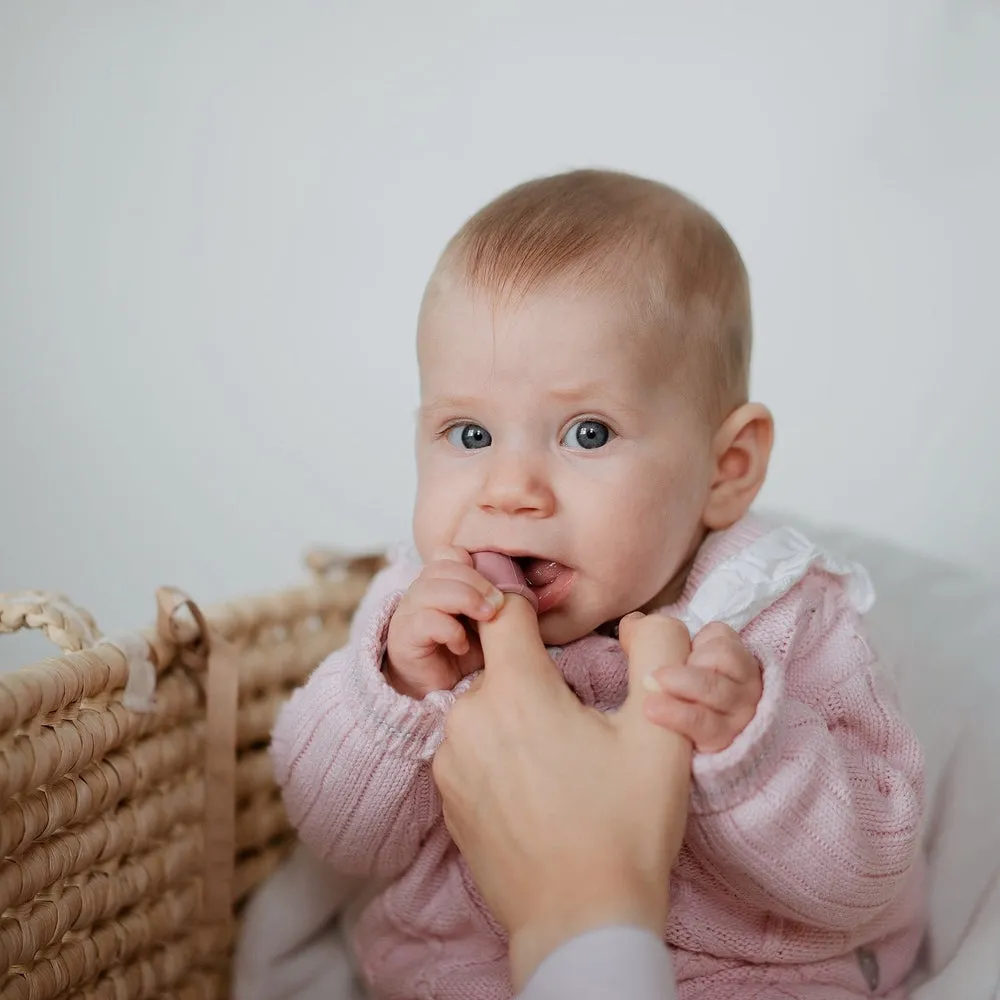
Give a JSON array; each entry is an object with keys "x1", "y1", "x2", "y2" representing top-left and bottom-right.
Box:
[
  {"x1": 447, "y1": 423, "x2": 492, "y2": 450},
  {"x1": 563, "y1": 419, "x2": 613, "y2": 450}
]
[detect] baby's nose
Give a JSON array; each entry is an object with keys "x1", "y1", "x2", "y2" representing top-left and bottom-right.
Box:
[{"x1": 478, "y1": 454, "x2": 555, "y2": 517}]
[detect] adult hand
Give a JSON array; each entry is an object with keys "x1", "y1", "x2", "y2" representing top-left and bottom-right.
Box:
[{"x1": 431, "y1": 596, "x2": 693, "y2": 990}]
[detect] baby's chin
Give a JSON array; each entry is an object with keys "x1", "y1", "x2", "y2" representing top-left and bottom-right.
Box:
[{"x1": 537, "y1": 607, "x2": 622, "y2": 646}]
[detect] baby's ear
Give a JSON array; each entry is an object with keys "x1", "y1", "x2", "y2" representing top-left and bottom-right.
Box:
[{"x1": 702, "y1": 403, "x2": 774, "y2": 531}]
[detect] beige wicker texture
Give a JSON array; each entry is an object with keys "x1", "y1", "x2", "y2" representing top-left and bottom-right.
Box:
[{"x1": 0, "y1": 553, "x2": 383, "y2": 999}]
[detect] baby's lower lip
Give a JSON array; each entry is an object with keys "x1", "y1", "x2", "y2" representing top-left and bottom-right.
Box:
[{"x1": 529, "y1": 565, "x2": 575, "y2": 613}]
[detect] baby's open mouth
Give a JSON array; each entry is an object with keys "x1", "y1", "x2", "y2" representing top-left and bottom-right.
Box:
[{"x1": 511, "y1": 556, "x2": 575, "y2": 613}]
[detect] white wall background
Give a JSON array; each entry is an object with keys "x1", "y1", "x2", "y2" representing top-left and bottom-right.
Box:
[{"x1": 2, "y1": 1, "x2": 998, "y2": 668}]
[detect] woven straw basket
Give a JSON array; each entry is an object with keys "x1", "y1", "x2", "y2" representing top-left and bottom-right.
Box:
[{"x1": 0, "y1": 550, "x2": 383, "y2": 999}]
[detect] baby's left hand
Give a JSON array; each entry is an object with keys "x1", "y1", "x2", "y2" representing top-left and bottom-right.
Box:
[{"x1": 641, "y1": 623, "x2": 762, "y2": 754}]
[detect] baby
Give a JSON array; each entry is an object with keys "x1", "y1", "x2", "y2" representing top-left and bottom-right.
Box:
[{"x1": 271, "y1": 170, "x2": 926, "y2": 999}]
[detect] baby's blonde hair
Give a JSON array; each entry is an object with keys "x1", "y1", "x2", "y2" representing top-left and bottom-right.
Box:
[{"x1": 428, "y1": 169, "x2": 752, "y2": 422}]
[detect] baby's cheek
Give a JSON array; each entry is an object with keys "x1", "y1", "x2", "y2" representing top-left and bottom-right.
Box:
[
  {"x1": 414, "y1": 460, "x2": 481, "y2": 555},
  {"x1": 599, "y1": 533, "x2": 672, "y2": 603},
  {"x1": 412, "y1": 485, "x2": 452, "y2": 557}
]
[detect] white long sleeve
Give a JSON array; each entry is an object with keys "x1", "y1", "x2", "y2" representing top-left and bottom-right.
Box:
[{"x1": 519, "y1": 926, "x2": 677, "y2": 1000}]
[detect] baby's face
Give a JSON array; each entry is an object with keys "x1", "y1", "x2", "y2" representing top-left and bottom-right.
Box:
[{"x1": 415, "y1": 280, "x2": 717, "y2": 645}]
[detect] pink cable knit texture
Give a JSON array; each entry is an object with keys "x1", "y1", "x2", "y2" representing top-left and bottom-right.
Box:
[{"x1": 271, "y1": 518, "x2": 926, "y2": 999}]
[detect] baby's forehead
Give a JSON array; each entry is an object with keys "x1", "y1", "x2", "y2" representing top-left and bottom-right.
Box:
[
  {"x1": 420, "y1": 279, "x2": 674, "y2": 378},
  {"x1": 418, "y1": 304, "x2": 680, "y2": 422}
]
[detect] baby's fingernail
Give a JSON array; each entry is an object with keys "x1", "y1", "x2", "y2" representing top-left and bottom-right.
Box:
[
  {"x1": 622, "y1": 611, "x2": 645, "y2": 623},
  {"x1": 643, "y1": 670, "x2": 664, "y2": 693}
]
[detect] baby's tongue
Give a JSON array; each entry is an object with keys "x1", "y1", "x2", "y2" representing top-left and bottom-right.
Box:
[{"x1": 522, "y1": 559, "x2": 563, "y2": 587}]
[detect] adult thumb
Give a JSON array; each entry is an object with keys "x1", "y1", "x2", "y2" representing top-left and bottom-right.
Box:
[
  {"x1": 477, "y1": 593, "x2": 556, "y2": 686},
  {"x1": 617, "y1": 612, "x2": 694, "y2": 759}
]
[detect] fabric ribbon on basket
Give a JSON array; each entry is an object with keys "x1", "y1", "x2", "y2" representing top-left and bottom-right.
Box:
[{"x1": 154, "y1": 586, "x2": 240, "y2": 927}]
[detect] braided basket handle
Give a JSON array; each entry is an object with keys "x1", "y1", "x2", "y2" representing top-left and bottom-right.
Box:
[
  {"x1": 305, "y1": 547, "x2": 386, "y2": 579},
  {"x1": 0, "y1": 590, "x2": 103, "y2": 652}
]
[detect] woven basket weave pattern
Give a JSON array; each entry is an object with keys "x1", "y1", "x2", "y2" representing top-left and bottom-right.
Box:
[{"x1": 0, "y1": 560, "x2": 380, "y2": 999}]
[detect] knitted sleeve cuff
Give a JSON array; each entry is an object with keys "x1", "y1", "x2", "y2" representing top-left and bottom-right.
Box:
[
  {"x1": 339, "y1": 589, "x2": 457, "y2": 761},
  {"x1": 689, "y1": 644, "x2": 786, "y2": 814}
]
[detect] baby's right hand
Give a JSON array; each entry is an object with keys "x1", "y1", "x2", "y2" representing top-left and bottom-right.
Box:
[{"x1": 385, "y1": 546, "x2": 505, "y2": 699}]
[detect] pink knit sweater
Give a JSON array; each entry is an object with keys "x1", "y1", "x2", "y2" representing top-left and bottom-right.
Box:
[{"x1": 271, "y1": 517, "x2": 926, "y2": 999}]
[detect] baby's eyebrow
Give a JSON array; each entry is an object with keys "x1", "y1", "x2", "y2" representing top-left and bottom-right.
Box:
[
  {"x1": 546, "y1": 381, "x2": 611, "y2": 405},
  {"x1": 419, "y1": 384, "x2": 643, "y2": 419},
  {"x1": 418, "y1": 395, "x2": 479, "y2": 419},
  {"x1": 547, "y1": 382, "x2": 647, "y2": 416}
]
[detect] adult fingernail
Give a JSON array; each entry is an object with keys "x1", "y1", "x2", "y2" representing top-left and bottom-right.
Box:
[
  {"x1": 622, "y1": 611, "x2": 645, "y2": 624},
  {"x1": 485, "y1": 588, "x2": 505, "y2": 610},
  {"x1": 642, "y1": 670, "x2": 664, "y2": 693}
]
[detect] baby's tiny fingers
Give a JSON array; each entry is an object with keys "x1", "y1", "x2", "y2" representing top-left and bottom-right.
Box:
[
  {"x1": 416, "y1": 609, "x2": 470, "y2": 655},
  {"x1": 643, "y1": 694, "x2": 736, "y2": 754},
  {"x1": 420, "y1": 563, "x2": 505, "y2": 610},
  {"x1": 691, "y1": 622, "x2": 740, "y2": 648},
  {"x1": 412, "y1": 579, "x2": 503, "y2": 620},
  {"x1": 444, "y1": 627, "x2": 471, "y2": 658},
  {"x1": 647, "y1": 665, "x2": 740, "y2": 714},
  {"x1": 430, "y1": 545, "x2": 474, "y2": 567},
  {"x1": 686, "y1": 642, "x2": 760, "y2": 683}
]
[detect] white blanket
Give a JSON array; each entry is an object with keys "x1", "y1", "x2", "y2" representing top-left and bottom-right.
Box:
[{"x1": 813, "y1": 526, "x2": 1000, "y2": 999}]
